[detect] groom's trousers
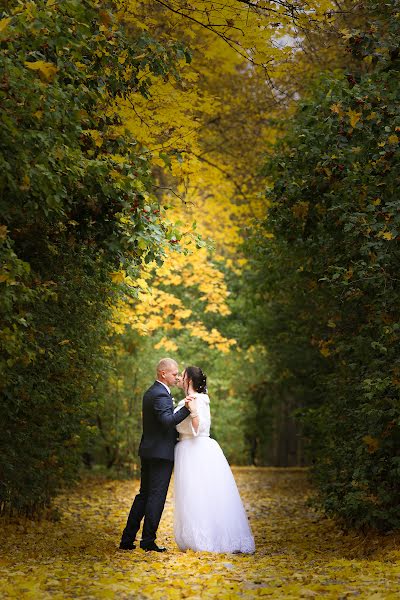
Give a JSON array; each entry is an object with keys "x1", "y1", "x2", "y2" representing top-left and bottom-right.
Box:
[{"x1": 121, "y1": 457, "x2": 174, "y2": 546}]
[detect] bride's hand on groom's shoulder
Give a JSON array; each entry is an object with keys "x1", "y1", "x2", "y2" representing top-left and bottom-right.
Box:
[{"x1": 185, "y1": 395, "x2": 197, "y2": 411}]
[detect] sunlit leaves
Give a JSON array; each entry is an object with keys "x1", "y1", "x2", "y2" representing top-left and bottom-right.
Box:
[{"x1": 110, "y1": 270, "x2": 127, "y2": 284}]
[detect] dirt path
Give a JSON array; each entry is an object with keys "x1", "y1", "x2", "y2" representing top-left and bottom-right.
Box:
[{"x1": 1, "y1": 468, "x2": 400, "y2": 598}]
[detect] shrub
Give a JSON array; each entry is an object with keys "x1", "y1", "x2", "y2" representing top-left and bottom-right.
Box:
[
  {"x1": 0, "y1": 0, "x2": 188, "y2": 515},
  {"x1": 245, "y1": 1, "x2": 400, "y2": 529}
]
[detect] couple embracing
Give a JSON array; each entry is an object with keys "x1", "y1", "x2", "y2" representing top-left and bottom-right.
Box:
[{"x1": 119, "y1": 358, "x2": 255, "y2": 554}]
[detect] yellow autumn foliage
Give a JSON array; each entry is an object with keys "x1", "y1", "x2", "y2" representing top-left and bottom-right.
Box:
[
  {"x1": 25, "y1": 60, "x2": 58, "y2": 81},
  {"x1": 347, "y1": 109, "x2": 362, "y2": 129},
  {"x1": 0, "y1": 16, "x2": 12, "y2": 33},
  {"x1": 2, "y1": 469, "x2": 400, "y2": 599},
  {"x1": 108, "y1": 0, "x2": 344, "y2": 353},
  {"x1": 112, "y1": 241, "x2": 236, "y2": 352}
]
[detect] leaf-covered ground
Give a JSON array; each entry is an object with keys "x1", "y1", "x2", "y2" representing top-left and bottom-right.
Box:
[{"x1": 1, "y1": 468, "x2": 400, "y2": 599}]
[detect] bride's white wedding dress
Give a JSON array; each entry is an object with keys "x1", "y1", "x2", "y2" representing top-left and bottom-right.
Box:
[{"x1": 173, "y1": 393, "x2": 255, "y2": 554}]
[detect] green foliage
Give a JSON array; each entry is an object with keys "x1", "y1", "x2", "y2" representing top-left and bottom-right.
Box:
[
  {"x1": 87, "y1": 330, "x2": 154, "y2": 475},
  {"x1": 244, "y1": 0, "x2": 400, "y2": 530},
  {"x1": 89, "y1": 328, "x2": 257, "y2": 472},
  {"x1": 0, "y1": 0, "x2": 188, "y2": 515}
]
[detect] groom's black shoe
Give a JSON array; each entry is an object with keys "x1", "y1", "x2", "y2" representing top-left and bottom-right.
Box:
[
  {"x1": 140, "y1": 542, "x2": 167, "y2": 552},
  {"x1": 119, "y1": 541, "x2": 136, "y2": 550}
]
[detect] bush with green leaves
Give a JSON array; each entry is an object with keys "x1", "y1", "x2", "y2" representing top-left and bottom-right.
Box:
[
  {"x1": 0, "y1": 0, "x2": 189, "y2": 516},
  {"x1": 245, "y1": 0, "x2": 400, "y2": 530}
]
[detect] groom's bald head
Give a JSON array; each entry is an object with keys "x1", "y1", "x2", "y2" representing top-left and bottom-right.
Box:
[
  {"x1": 157, "y1": 358, "x2": 177, "y2": 375},
  {"x1": 156, "y1": 358, "x2": 179, "y2": 387}
]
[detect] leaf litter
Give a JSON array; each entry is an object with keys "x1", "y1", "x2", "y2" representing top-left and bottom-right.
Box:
[{"x1": 1, "y1": 468, "x2": 400, "y2": 598}]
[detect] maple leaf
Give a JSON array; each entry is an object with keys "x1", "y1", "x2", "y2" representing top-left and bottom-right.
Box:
[
  {"x1": 362, "y1": 435, "x2": 380, "y2": 453},
  {"x1": 136, "y1": 278, "x2": 149, "y2": 289},
  {"x1": 340, "y1": 28, "x2": 353, "y2": 40},
  {"x1": 0, "y1": 225, "x2": 8, "y2": 240},
  {"x1": 25, "y1": 60, "x2": 58, "y2": 81},
  {"x1": 330, "y1": 103, "x2": 342, "y2": 115},
  {"x1": 388, "y1": 134, "x2": 399, "y2": 145},
  {"x1": 319, "y1": 346, "x2": 331, "y2": 357},
  {"x1": 110, "y1": 270, "x2": 126, "y2": 283},
  {"x1": 0, "y1": 17, "x2": 12, "y2": 34},
  {"x1": 85, "y1": 130, "x2": 103, "y2": 147},
  {"x1": 347, "y1": 109, "x2": 362, "y2": 128}
]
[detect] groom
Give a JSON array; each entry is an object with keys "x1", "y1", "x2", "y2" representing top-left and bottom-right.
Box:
[{"x1": 119, "y1": 358, "x2": 192, "y2": 552}]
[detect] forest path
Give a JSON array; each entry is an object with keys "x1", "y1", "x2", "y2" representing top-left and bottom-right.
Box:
[{"x1": 0, "y1": 468, "x2": 400, "y2": 599}]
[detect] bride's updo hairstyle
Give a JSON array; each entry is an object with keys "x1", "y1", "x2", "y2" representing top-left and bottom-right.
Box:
[{"x1": 185, "y1": 366, "x2": 207, "y2": 393}]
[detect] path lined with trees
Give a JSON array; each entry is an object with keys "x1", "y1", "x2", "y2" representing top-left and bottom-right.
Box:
[{"x1": 1, "y1": 0, "x2": 400, "y2": 565}]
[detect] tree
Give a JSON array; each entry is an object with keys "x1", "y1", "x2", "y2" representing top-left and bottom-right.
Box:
[
  {"x1": 244, "y1": 0, "x2": 400, "y2": 529},
  {"x1": 92, "y1": 0, "x2": 357, "y2": 470},
  {"x1": 0, "y1": 0, "x2": 189, "y2": 515}
]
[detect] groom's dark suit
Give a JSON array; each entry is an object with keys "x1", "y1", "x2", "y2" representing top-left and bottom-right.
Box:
[{"x1": 120, "y1": 381, "x2": 190, "y2": 548}]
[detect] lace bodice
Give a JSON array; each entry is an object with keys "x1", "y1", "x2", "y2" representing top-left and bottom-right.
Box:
[{"x1": 174, "y1": 393, "x2": 211, "y2": 439}]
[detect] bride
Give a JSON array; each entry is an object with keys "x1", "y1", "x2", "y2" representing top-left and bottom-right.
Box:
[{"x1": 173, "y1": 366, "x2": 255, "y2": 554}]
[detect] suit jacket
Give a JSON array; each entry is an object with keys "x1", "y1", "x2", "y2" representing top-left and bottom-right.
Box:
[{"x1": 138, "y1": 381, "x2": 190, "y2": 461}]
